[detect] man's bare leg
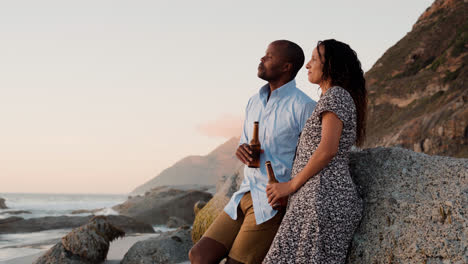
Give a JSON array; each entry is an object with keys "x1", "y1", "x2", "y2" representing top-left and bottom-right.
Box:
[{"x1": 189, "y1": 237, "x2": 229, "y2": 264}]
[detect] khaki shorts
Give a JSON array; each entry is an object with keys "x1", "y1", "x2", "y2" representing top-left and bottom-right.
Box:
[{"x1": 203, "y1": 192, "x2": 285, "y2": 264}]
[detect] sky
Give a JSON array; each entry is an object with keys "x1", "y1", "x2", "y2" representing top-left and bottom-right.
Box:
[{"x1": 0, "y1": 0, "x2": 433, "y2": 194}]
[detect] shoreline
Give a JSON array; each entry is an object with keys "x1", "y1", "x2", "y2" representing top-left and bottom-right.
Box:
[{"x1": 0, "y1": 233, "x2": 162, "y2": 264}]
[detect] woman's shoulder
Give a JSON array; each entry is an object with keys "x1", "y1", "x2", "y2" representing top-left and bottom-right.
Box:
[
  {"x1": 320, "y1": 86, "x2": 353, "y2": 106},
  {"x1": 325, "y1": 86, "x2": 352, "y2": 100}
]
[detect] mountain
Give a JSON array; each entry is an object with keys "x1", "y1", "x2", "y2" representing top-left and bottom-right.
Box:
[
  {"x1": 131, "y1": 137, "x2": 242, "y2": 195},
  {"x1": 363, "y1": 0, "x2": 467, "y2": 157}
]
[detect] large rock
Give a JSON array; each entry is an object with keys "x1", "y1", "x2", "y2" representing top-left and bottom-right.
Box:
[
  {"x1": 348, "y1": 147, "x2": 467, "y2": 263},
  {"x1": 113, "y1": 186, "x2": 213, "y2": 225},
  {"x1": 166, "y1": 216, "x2": 188, "y2": 228},
  {"x1": 0, "y1": 215, "x2": 154, "y2": 234},
  {"x1": 33, "y1": 215, "x2": 125, "y2": 264},
  {"x1": 121, "y1": 226, "x2": 192, "y2": 264},
  {"x1": 192, "y1": 147, "x2": 468, "y2": 263},
  {"x1": 0, "y1": 197, "x2": 7, "y2": 209},
  {"x1": 191, "y1": 168, "x2": 243, "y2": 243}
]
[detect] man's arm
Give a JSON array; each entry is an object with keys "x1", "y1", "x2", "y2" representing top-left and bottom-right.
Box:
[{"x1": 236, "y1": 98, "x2": 253, "y2": 165}]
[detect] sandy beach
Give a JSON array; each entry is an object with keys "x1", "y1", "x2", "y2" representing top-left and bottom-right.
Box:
[{"x1": 0, "y1": 233, "x2": 169, "y2": 264}]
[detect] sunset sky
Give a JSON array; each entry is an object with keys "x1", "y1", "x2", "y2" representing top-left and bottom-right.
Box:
[{"x1": 0, "y1": 0, "x2": 433, "y2": 194}]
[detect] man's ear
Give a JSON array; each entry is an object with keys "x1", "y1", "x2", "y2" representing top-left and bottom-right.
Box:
[{"x1": 283, "y1": 62, "x2": 292, "y2": 73}]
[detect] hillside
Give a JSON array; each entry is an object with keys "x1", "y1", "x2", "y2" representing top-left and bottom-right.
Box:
[
  {"x1": 363, "y1": 0, "x2": 467, "y2": 157},
  {"x1": 131, "y1": 137, "x2": 242, "y2": 195}
]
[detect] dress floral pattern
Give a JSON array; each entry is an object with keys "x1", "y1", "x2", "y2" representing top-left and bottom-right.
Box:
[{"x1": 263, "y1": 86, "x2": 363, "y2": 264}]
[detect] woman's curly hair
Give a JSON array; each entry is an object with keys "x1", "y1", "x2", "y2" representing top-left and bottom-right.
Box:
[{"x1": 317, "y1": 39, "x2": 368, "y2": 146}]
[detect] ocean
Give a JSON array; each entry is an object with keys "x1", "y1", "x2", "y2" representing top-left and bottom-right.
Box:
[{"x1": 0, "y1": 193, "x2": 173, "y2": 262}]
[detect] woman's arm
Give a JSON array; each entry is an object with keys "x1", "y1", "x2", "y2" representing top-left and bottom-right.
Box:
[{"x1": 266, "y1": 111, "x2": 343, "y2": 206}]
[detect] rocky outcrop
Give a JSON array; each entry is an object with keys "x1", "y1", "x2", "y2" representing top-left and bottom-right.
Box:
[
  {"x1": 363, "y1": 0, "x2": 468, "y2": 158},
  {"x1": 0, "y1": 215, "x2": 154, "y2": 234},
  {"x1": 0, "y1": 197, "x2": 7, "y2": 209},
  {"x1": 33, "y1": 216, "x2": 125, "y2": 264},
  {"x1": 0, "y1": 210, "x2": 31, "y2": 215},
  {"x1": 193, "y1": 201, "x2": 207, "y2": 216},
  {"x1": 70, "y1": 208, "x2": 103, "y2": 215},
  {"x1": 166, "y1": 216, "x2": 188, "y2": 228},
  {"x1": 131, "y1": 137, "x2": 242, "y2": 195},
  {"x1": 192, "y1": 147, "x2": 468, "y2": 263},
  {"x1": 192, "y1": 168, "x2": 243, "y2": 243},
  {"x1": 121, "y1": 226, "x2": 192, "y2": 264},
  {"x1": 113, "y1": 186, "x2": 213, "y2": 226},
  {"x1": 347, "y1": 147, "x2": 467, "y2": 263}
]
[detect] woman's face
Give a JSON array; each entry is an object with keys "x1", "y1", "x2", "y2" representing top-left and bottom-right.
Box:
[{"x1": 305, "y1": 46, "x2": 324, "y2": 85}]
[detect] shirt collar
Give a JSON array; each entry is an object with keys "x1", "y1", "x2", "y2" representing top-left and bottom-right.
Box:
[{"x1": 259, "y1": 79, "x2": 296, "y2": 107}]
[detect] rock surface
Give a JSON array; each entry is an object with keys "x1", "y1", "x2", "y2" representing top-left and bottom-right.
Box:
[
  {"x1": 192, "y1": 168, "x2": 243, "y2": 243},
  {"x1": 121, "y1": 226, "x2": 192, "y2": 264},
  {"x1": 33, "y1": 215, "x2": 125, "y2": 264},
  {"x1": 347, "y1": 147, "x2": 467, "y2": 263},
  {"x1": 166, "y1": 216, "x2": 188, "y2": 228},
  {"x1": 0, "y1": 197, "x2": 7, "y2": 209},
  {"x1": 193, "y1": 201, "x2": 207, "y2": 216},
  {"x1": 0, "y1": 210, "x2": 31, "y2": 215},
  {"x1": 192, "y1": 147, "x2": 468, "y2": 263},
  {"x1": 0, "y1": 215, "x2": 154, "y2": 234},
  {"x1": 113, "y1": 186, "x2": 213, "y2": 226}
]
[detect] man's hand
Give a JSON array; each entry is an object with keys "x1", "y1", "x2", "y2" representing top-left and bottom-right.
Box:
[
  {"x1": 236, "y1": 144, "x2": 253, "y2": 165},
  {"x1": 236, "y1": 144, "x2": 264, "y2": 165}
]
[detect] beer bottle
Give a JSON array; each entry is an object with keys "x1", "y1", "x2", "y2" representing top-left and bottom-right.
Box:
[
  {"x1": 248, "y1": 121, "x2": 261, "y2": 168},
  {"x1": 266, "y1": 161, "x2": 287, "y2": 209}
]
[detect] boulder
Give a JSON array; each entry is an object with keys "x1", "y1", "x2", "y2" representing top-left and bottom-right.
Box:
[
  {"x1": 0, "y1": 197, "x2": 7, "y2": 209},
  {"x1": 121, "y1": 226, "x2": 192, "y2": 264},
  {"x1": 33, "y1": 215, "x2": 125, "y2": 264},
  {"x1": 191, "y1": 169, "x2": 243, "y2": 243},
  {"x1": 166, "y1": 216, "x2": 188, "y2": 228},
  {"x1": 193, "y1": 201, "x2": 207, "y2": 216},
  {"x1": 113, "y1": 186, "x2": 213, "y2": 225},
  {"x1": 0, "y1": 215, "x2": 154, "y2": 234},
  {"x1": 347, "y1": 147, "x2": 467, "y2": 263},
  {"x1": 191, "y1": 147, "x2": 468, "y2": 263}
]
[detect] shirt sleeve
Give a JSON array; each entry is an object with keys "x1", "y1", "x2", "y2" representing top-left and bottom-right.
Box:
[
  {"x1": 316, "y1": 87, "x2": 350, "y2": 124},
  {"x1": 238, "y1": 97, "x2": 252, "y2": 146},
  {"x1": 299, "y1": 100, "x2": 317, "y2": 131}
]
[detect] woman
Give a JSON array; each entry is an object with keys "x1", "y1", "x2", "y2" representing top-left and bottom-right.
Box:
[{"x1": 263, "y1": 39, "x2": 367, "y2": 263}]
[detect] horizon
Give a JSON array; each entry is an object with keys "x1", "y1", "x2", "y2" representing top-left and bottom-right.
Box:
[{"x1": 0, "y1": 0, "x2": 434, "y2": 194}]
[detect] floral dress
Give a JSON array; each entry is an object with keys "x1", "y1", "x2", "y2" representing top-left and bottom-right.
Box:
[{"x1": 263, "y1": 86, "x2": 363, "y2": 264}]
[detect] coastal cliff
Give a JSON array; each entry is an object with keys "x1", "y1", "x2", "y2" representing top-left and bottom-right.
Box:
[{"x1": 363, "y1": 0, "x2": 468, "y2": 157}]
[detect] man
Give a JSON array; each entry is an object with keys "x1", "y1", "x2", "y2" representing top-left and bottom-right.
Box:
[{"x1": 189, "y1": 40, "x2": 316, "y2": 264}]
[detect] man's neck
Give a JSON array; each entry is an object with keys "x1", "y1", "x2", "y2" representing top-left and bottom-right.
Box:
[{"x1": 267, "y1": 78, "x2": 292, "y2": 100}]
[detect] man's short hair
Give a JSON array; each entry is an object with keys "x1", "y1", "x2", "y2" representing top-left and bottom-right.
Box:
[{"x1": 272, "y1": 40, "x2": 305, "y2": 79}]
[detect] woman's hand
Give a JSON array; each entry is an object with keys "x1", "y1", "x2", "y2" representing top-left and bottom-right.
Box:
[{"x1": 266, "y1": 181, "x2": 295, "y2": 207}]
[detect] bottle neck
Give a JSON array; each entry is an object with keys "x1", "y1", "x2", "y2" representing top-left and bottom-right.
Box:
[
  {"x1": 266, "y1": 163, "x2": 277, "y2": 183},
  {"x1": 251, "y1": 123, "x2": 259, "y2": 144}
]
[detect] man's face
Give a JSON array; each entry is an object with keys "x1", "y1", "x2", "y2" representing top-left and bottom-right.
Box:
[{"x1": 257, "y1": 43, "x2": 287, "y2": 81}]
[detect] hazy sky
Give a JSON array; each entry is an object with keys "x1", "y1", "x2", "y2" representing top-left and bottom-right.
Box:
[{"x1": 0, "y1": 0, "x2": 433, "y2": 194}]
